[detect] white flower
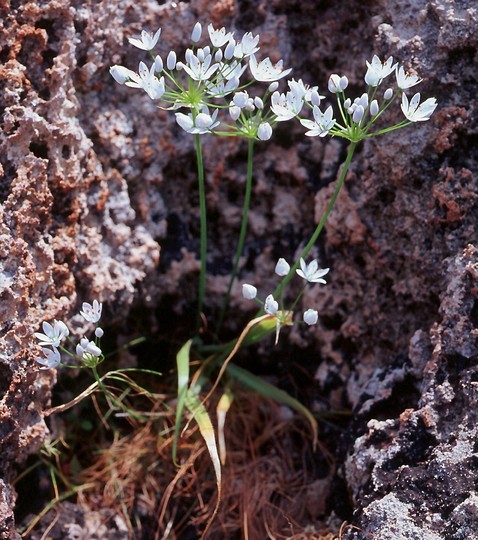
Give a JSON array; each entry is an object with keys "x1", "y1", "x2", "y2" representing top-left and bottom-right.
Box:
[
  {"x1": 128, "y1": 29, "x2": 161, "y2": 51},
  {"x1": 300, "y1": 105, "x2": 335, "y2": 137},
  {"x1": 396, "y1": 66, "x2": 422, "y2": 89},
  {"x1": 218, "y1": 60, "x2": 247, "y2": 81},
  {"x1": 328, "y1": 74, "x2": 348, "y2": 93},
  {"x1": 288, "y1": 79, "x2": 324, "y2": 106},
  {"x1": 270, "y1": 90, "x2": 304, "y2": 121},
  {"x1": 80, "y1": 300, "x2": 102, "y2": 323},
  {"x1": 109, "y1": 65, "x2": 136, "y2": 85},
  {"x1": 34, "y1": 320, "x2": 69, "y2": 347},
  {"x1": 125, "y1": 61, "x2": 165, "y2": 100},
  {"x1": 257, "y1": 122, "x2": 272, "y2": 141},
  {"x1": 275, "y1": 258, "x2": 290, "y2": 276},
  {"x1": 264, "y1": 294, "x2": 279, "y2": 315},
  {"x1": 36, "y1": 347, "x2": 61, "y2": 369},
  {"x1": 207, "y1": 24, "x2": 234, "y2": 47},
  {"x1": 191, "y1": 22, "x2": 202, "y2": 42},
  {"x1": 296, "y1": 258, "x2": 330, "y2": 283},
  {"x1": 234, "y1": 32, "x2": 260, "y2": 58},
  {"x1": 206, "y1": 76, "x2": 239, "y2": 97},
  {"x1": 77, "y1": 338, "x2": 102, "y2": 358},
  {"x1": 242, "y1": 283, "x2": 257, "y2": 299},
  {"x1": 182, "y1": 52, "x2": 219, "y2": 81},
  {"x1": 175, "y1": 107, "x2": 219, "y2": 134},
  {"x1": 401, "y1": 92, "x2": 437, "y2": 122},
  {"x1": 249, "y1": 54, "x2": 291, "y2": 82},
  {"x1": 364, "y1": 55, "x2": 397, "y2": 86},
  {"x1": 303, "y1": 309, "x2": 318, "y2": 325}
]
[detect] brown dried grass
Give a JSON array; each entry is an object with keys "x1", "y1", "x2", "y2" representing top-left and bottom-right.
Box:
[{"x1": 75, "y1": 388, "x2": 343, "y2": 539}]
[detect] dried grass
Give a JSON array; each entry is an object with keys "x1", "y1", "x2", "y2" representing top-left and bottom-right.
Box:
[{"x1": 73, "y1": 387, "x2": 343, "y2": 539}]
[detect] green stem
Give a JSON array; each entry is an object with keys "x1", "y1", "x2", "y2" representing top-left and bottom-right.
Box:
[
  {"x1": 273, "y1": 141, "x2": 358, "y2": 301},
  {"x1": 194, "y1": 134, "x2": 207, "y2": 333},
  {"x1": 216, "y1": 138, "x2": 255, "y2": 335}
]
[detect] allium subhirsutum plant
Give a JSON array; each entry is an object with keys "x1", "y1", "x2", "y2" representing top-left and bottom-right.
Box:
[
  {"x1": 110, "y1": 28, "x2": 436, "y2": 342},
  {"x1": 32, "y1": 22, "x2": 437, "y2": 539}
]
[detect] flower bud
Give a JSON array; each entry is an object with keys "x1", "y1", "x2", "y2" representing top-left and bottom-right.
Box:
[
  {"x1": 384, "y1": 87, "x2": 393, "y2": 100},
  {"x1": 224, "y1": 39, "x2": 235, "y2": 60},
  {"x1": 95, "y1": 327, "x2": 104, "y2": 338},
  {"x1": 303, "y1": 309, "x2": 318, "y2": 325},
  {"x1": 229, "y1": 105, "x2": 241, "y2": 121},
  {"x1": 109, "y1": 65, "x2": 132, "y2": 85},
  {"x1": 197, "y1": 48, "x2": 205, "y2": 62},
  {"x1": 343, "y1": 98, "x2": 351, "y2": 108},
  {"x1": 275, "y1": 258, "x2": 290, "y2": 276},
  {"x1": 233, "y1": 91, "x2": 249, "y2": 108},
  {"x1": 167, "y1": 50, "x2": 177, "y2": 70},
  {"x1": 352, "y1": 104, "x2": 365, "y2": 124},
  {"x1": 245, "y1": 98, "x2": 255, "y2": 111},
  {"x1": 339, "y1": 75, "x2": 349, "y2": 90},
  {"x1": 311, "y1": 90, "x2": 322, "y2": 106},
  {"x1": 242, "y1": 284, "x2": 257, "y2": 300},
  {"x1": 358, "y1": 92, "x2": 369, "y2": 109},
  {"x1": 328, "y1": 74, "x2": 341, "y2": 93},
  {"x1": 370, "y1": 99, "x2": 379, "y2": 116},
  {"x1": 154, "y1": 55, "x2": 163, "y2": 72},
  {"x1": 254, "y1": 96, "x2": 264, "y2": 109},
  {"x1": 76, "y1": 344, "x2": 84, "y2": 356},
  {"x1": 185, "y1": 49, "x2": 193, "y2": 64},
  {"x1": 191, "y1": 22, "x2": 202, "y2": 42},
  {"x1": 214, "y1": 49, "x2": 223, "y2": 62},
  {"x1": 268, "y1": 81, "x2": 279, "y2": 92},
  {"x1": 257, "y1": 122, "x2": 272, "y2": 141}
]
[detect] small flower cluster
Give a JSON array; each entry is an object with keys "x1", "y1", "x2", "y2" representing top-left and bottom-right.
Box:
[
  {"x1": 34, "y1": 300, "x2": 104, "y2": 369},
  {"x1": 242, "y1": 257, "x2": 329, "y2": 344},
  {"x1": 303, "y1": 54, "x2": 437, "y2": 143},
  {"x1": 110, "y1": 23, "x2": 322, "y2": 141}
]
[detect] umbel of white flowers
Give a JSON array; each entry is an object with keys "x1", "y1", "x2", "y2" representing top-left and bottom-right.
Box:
[
  {"x1": 242, "y1": 257, "x2": 329, "y2": 344},
  {"x1": 34, "y1": 301, "x2": 104, "y2": 369},
  {"x1": 110, "y1": 22, "x2": 437, "y2": 143}
]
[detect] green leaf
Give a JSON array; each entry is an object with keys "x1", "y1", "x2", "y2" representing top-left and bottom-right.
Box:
[{"x1": 173, "y1": 339, "x2": 192, "y2": 466}]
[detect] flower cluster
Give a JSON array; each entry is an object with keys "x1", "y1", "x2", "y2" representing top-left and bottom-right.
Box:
[
  {"x1": 111, "y1": 22, "x2": 437, "y2": 144},
  {"x1": 110, "y1": 23, "x2": 321, "y2": 141},
  {"x1": 303, "y1": 54, "x2": 437, "y2": 143},
  {"x1": 34, "y1": 300, "x2": 104, "y2": 369},
  {"x1": 242, "y1": 257, "x2": 329, "y2": 344}
]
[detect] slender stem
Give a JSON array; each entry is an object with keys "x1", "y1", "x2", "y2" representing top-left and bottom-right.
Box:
[
  {"x1": 272, "y1": 141, "x2": 358, "y2": 301},
  {"x1": 195, "y1": 134, "x2": 207, "y2": 333},
  {"x1": 216, "y1": 138, "x2": 255, "y2": 335}
]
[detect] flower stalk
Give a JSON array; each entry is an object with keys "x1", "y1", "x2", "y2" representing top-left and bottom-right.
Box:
[
  {"x1": 195, "y1": 133, "x2": 208, "y2": 333},
  {"x1": 216, "y1": 137, "x2": 255, "y2": 335}
]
